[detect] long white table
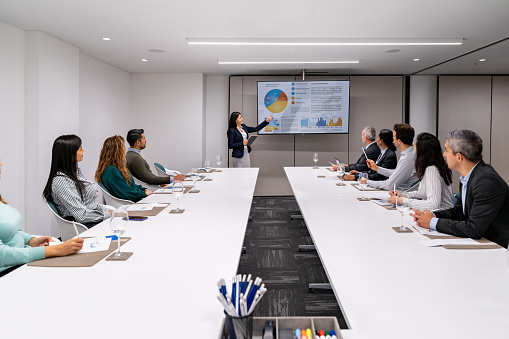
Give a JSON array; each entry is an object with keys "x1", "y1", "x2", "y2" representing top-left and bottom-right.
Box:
[
  {"x1": 285, "y1": 167, "x2": 509, "y2": 339},
  {"x1": 0, "y1": 168, "x2": 258, "y2": 339}
]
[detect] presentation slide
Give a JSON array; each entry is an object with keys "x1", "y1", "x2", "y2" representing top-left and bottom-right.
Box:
[{"x1": 257, "y1": 80, "x2": 350, "y2": 134}]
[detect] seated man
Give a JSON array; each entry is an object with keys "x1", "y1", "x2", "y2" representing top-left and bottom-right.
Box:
[
  {"x1": 125, "y1": 129, "x2": 184, "y2": 186},
  {"x1": 344, "y1": 126, "x2": 380, "y2": 173},
  {"x1": 360, "y1": 123, "x2": 418, "y2": 191},
  {"x1": 411, "y1": 130, "x2": 509, "y2": 248}
]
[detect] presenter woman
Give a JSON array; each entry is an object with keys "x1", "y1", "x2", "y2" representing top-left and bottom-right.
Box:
[
  {"x1": 227, "y1": 112, "x2": 272, "y2": 168},
  {"x1": 0, "y1": 160, "x2": 83, "y2": 277}
]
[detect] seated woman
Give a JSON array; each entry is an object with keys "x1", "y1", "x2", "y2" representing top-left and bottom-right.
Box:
[
  {"x1": 43, "y1": 135, "x2": 112, "y2": 228},
  {"x1": 344, "y1": 129, "x2": 397, "y2": 181},
  {"x1": 95, "y1": 135, "x2": 153, "y2": 203},
  {"x1": 388, "y1": 132, "x2": 454, "y2": 211},
  {"x1": 0, "y1": 159, "x2": 83, "y2": 277}
]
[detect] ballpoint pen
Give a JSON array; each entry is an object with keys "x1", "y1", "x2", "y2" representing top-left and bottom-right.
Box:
[{"x1": 72, "y1": 222, "x2": 80, "y2": 239}]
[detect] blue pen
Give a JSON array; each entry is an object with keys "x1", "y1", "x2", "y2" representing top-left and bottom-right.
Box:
[
  {"x1": 231, "y1": 277, "x2": 236, "y2": 307},
  {"x1": 246, "y1": 277, "x2": 261, "y2": 309}
]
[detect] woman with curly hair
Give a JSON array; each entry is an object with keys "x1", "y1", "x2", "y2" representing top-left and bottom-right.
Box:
[{"x1": 95, "y1": 135, "x2": 153, "y2": 203}]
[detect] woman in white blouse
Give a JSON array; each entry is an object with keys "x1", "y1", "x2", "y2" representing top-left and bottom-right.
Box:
[{"x1": 389, "y1": 132, "x2": 454, "y2": 211}]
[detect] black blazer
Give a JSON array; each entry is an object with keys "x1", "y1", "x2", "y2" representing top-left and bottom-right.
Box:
[
  {"x1": 227, "y1": 121, "x2": 269, "y2": 158},
  {"x1": 345, "y1": 142, "x2": 381, "y2": 172},
  {"x1": 367, "y1": 148, "x2": 397, "y2": 181},
  {"x1": 434, "y1": 161, "x2": 509, "y2": 248}
]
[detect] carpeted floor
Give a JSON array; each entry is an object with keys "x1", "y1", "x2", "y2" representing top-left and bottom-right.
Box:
[{"x1": 236, "y1": 196, "x2": 348, "y2": 328}]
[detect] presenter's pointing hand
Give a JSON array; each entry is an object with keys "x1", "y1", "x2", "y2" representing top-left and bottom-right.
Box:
[
  {"x1": 266, "y1": 114, "x2": 273, "y2": 122},
  {"x1": 243, "y1": 140, "x2": 248, "y2": 146}
]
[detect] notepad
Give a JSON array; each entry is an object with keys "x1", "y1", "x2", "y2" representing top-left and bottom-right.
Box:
[
  {"x1": 420, "y1": 238, "x2": 478, "y2": 247},
  {"x1": 78, "y1": 236, "x2": 112, "y2": 253},
  {"x1": 126, "y1": 203, "x2": 156, "y2": 211}
]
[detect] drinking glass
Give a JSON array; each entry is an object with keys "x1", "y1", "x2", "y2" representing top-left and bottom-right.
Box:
[
  {"x1": 359, "y1": 173, "x2": 369, "y2": 200},
  {"x1": 337, "y1": 163, "x2": 345, "y2": 185},
  {"x1": 396, "y1": 191, "x2": 410, "y2": 231},
  {"x1": 191, "y1": 168, "x2": 199, "y2": 192},
  {"x1": 204, "y1": 160, "x2": 212, "y2": 179},
  {"x1": 313, "y1": 153, "x2": 318, "y2": 168},
  {"x1": 216, "y1": 155, "x2": 222, "y2": 168},
  {"x1": 172, "y1": 181, "x2": 184, "y2": 212},
  {"x1": 109, "y1": 208, "x2": 128, "y2": 258}
]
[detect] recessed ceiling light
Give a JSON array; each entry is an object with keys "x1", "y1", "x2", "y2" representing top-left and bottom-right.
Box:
[
  {"x1": 148, "y1": 49, "x2": 165, "y2": 53},
  {"x1": 188, "y1": 38, "x2": 463, "y2": 46},
  {"x1": 479, "y1": 58, "x2": 486, "y2": 62},
  {"x1": 102, "y1": 37, "x2": 111, "y2": 41},
  {"x1": 384, "y1": 49, "x2": 400, "y2": 54},
  {"x1": 141, "y1": 59, "x2": 148, "y2": 62},
  {"x1": 413, "y1": 58, "x2": 420, "y2": 61},
  {"x1": 217, "y1": 59, "x2": 359, "y2": 65}
]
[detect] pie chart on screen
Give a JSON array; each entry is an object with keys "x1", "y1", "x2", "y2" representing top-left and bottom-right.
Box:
[{"x1": 264, "y1": 89, "x2": 288, "y2": 113}]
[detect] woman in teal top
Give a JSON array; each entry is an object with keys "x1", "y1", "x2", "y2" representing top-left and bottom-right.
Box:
[
  {"x1": 95, "y1": 135, "x2": 153, "y2": 203},
  {"x1": 0, "y1": 160, "x2": 84, "y2": 276}
]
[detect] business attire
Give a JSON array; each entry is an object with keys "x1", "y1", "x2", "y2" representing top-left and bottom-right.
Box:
[
  {"x1": 0, "y1": 203, "x2": 45, "y2": 274},
  {"x1": 403, "y1": 165, "x2": 454, "y2": 211},
  {"x1": 51, "y1": 169, "x2": 110, "y2": 227},
  {"x1": 345, "y1": 141, "x2": 381, "y2": 172},
  {"x1": 126, "y1": 149, "x2": 172, "y2": 185},
  {"x1": 367, "y1": 148, "x2": 397, "y2": 181},
  {"x1": 100, "y1": 165, "x2": 147, "y2": 203},
  {"x1": 227, "y1": 121, "x2": 269, "y2": 168},
  {"x1": 366, "y1": 147, "x2": 418, "y2": 191},
  {"x1": 431, "y1": 161, "x2": 509, "y2": 248}
]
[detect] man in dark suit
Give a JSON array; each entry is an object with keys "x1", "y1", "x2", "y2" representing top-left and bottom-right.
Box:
[
  {"x1": 411, "y1": 130, "x2": 509, "y2": 248},
  {"x1": 344, "y1": 126, "x2": 381, "y2": 172}
]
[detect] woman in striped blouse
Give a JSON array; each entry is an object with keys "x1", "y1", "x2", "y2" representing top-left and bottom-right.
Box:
[
  {"x1": 388, "y1": 132, "x2": 454, "y2": 211},
  {"x1": 43, "y1": 135, "x2": 112, "y2": 227}
]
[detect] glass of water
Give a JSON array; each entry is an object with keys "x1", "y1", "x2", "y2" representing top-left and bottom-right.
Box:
[
  {"x1": 172, "y1": 181, "x2": 184, "y2": 212},
  {"x1": 313, "y1": 153, "x2": 318, "y2": 168},
  {"x1": 191, "y1": 168, "x2": 199, "y2": 192},
  {"x1": 216, "y1": 155, "x2": 222, "y2": 168},
  {"x1": 359, "y1": 173, "x2": 369, "y2": 201},
  {"x1": 109, "y1": 208, "x2": 128, "y2": 258},
  {"x1": 337, "y1": 163, "x2": 345, "y2": 185},
  {"x1": 204, "y1": 160, "x2": 212, "y2": 179},
  {"x1": 396, "y1": 191, "x2": 410, "y2": 231}
]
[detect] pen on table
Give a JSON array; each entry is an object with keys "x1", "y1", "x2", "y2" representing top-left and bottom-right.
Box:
[
  {"x1": 328, "y1": 161, "x2": 334, "y2": 166},
  {"x1": 362, "y1": 147, "x2": 368, "y2": 160},
  {"x1": 72, "y1": 221, "x2": 80, "y2": 238}
]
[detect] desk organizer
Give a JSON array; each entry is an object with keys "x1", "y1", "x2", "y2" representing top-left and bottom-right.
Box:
[{"x1": 219, "y1": 316, "x2": 342, "y2": 339}]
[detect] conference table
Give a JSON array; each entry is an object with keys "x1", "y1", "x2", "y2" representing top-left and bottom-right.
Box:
[
  {"x1": 0, "y1": 168, "x2": 258, "y2": 339},
  {"x1": 285, "y1": 167, "x2": 509, "y2": 339}
]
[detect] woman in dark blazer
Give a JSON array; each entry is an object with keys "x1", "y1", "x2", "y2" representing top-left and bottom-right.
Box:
[
  {"x1": 344, "y1": 129, "x2": 398, "y2": 181},
  {"x1": 227, "y1": 112, "x2": 272, "y2": 168}
]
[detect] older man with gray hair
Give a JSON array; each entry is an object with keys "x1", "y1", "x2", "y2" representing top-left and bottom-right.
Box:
[
  {"x1": 344, "y1": 126, "x2": 380, "y2": 173},
  {"x1": 411, "y1": 129, "x2": 509, "y2": 248}
]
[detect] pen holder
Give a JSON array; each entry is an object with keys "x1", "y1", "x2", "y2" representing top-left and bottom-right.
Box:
[{"x1": 222, "y1": 312, "x2": 253, "y2": 339}]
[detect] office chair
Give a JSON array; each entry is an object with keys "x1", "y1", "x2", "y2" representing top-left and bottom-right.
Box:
[
  {"x1": 97, "y1": 182, "x2": 134, "y2": 209},
  {"x1": 131, "y1": 176, "x2": 161, "y2": 191},
  {"x1": 154, "y1": 163, "x2": 181, "y2": 177},
  {"x1": 47, "y1": 201, "x2": 88, "y2": 241}
]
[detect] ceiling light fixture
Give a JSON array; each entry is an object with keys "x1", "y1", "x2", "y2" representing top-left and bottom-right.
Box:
[
  {"x1": 217, "y1": 59, "x2": 359, "y2": 65},
  {"x1": 413, "y1": 58, "x2": 420, "y2": 61},
  {"x1": 188, "y1": 38, "x2": 463, "y2": 46},
  {"x1": 141, "y1": 59, "x2": 148, "y2": 62},
  {"x1": 384, "y1": 49, "x2": 400, "y2": 53},
  {"x1": 479, "y1": 58, "x2": 486, "y2": 62},
  {"x1": 102, "y1": 37, "x2": 111, "y2": 41},
  {"x1": 148, "y1": 49, "x2": 165, "y2": 53}
]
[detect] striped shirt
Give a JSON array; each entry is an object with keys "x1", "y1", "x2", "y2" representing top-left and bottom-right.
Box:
[
  {"x1": 51, "y1": 169, "x2": 110, "y2": 225},
  {"x1": 404, "y1": 165, "x2": 454, "y2": 211},
  {"x1": 367, "y1": 146, "x2": 418, "y2": 191}
]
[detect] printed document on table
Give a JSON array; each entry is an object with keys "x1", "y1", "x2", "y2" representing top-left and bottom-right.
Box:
[
  {"x1": 420, "y1": 238, "x2": 478, "y2": 247},
  {"x1": 413, "y1": 225, "x2": 453, "y2": 237},
  {"x1": 78, "y1": 236, "x2": 112, "y2": 253},
  {"x1": 126, "y1": 203, "x2": 156, "y2": 211},
  {"x1": 371, "y1": 199, "x2": 392, "y2": 206},
  {"x1": 154, "y1": 188, "x2": 173, "y2": 194}
]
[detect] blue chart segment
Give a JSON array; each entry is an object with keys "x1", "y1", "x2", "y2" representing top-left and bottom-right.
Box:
[
  {"x1": 264, "y1": 89, "x2": 288, "y2": 114},
  {"x1": 301, "y1": 118, "x2": 327, "y2": 127}
]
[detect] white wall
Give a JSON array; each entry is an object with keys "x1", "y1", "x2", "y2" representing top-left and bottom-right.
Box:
[
  {"x1": 409, "y1": 75, "x2": 437, "y2": 136},
  {"x1": 204, "y1": 75, "x2": 229, "y2": 166},
  {"x1": 131, "y1": 73, "x2": 205, "y2": 174},
  {"x1": 0, "y1": 20, "x2": 25, "y2": 222}
]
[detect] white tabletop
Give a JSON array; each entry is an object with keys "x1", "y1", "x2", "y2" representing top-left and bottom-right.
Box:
[
  {"x1": 285, "y1": 167, "x2": 509, "y2": 339},
  {"x1": 0, "y1": 168, "x2": 258, "y2": 339}
]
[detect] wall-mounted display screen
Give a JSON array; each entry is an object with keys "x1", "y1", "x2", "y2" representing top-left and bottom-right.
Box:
[{"x1": 257, "y1": 80, "x2": 350, "y2": 134}]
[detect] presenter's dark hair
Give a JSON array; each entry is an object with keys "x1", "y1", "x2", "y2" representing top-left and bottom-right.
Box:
[
  {"x1": 379, "y1": 129, "x2": 396, "y2": 152},
  {"x1": 414, "y1": 133, "x2": 452, "y2": 186},
  {"x1": 228, "y1": 112, "x2": 241, "y2": 129},
  {"x1": 127, "y1": 129, "x2": 144, "y2": 147},
  {"x1": 393, "y1": 123, "x2": 415, "y2": 146},
  {"x1": 43, "y1": 134, "x2": 86, "y2": 201}
]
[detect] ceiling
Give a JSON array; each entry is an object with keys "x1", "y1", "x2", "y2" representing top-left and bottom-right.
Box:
[{"x1": 1, "y1": 0, "x2": 508, "y2": 75}]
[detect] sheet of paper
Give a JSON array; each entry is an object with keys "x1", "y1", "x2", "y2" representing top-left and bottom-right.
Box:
[
  {"x1": 420, "y1": 238, "x2": 478, "y2": 247},
  {"x1": 126, "y1": 203, "x2": 156, "y2": 211},
  {"x1": 371, "y1": 199, "x2": 392, "y2": 206},
  {"x1": 78, "y1": 236, "x2": 112, "y2": 253},
  {"x1": 413, "y1": 225, "x2": 453, "y2": 237},
  {"x1": 154, "y1": 188, "x2": 173, "y2": 194}
]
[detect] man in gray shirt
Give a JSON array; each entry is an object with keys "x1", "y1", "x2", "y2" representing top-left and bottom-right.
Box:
[
  {"x1": 126, "y1": 129, "x2": 184, "y2": 186},
  {"x1": 361, "y1": 123, "x2": 418, "y2": 191}
]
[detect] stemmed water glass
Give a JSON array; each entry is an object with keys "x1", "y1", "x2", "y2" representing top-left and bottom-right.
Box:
[
  {"x1": 396, "y1": 191, "x2": 410, "y2": 231},
  {"x1": 172, "y1": 181, "x2": 184, "y2": 212},
  {"x1": 204, "y1": 160, "x2": 212, "y2": 179},
  {"x1": 216, "y1": 155, "x2": 222, "y2": 168},
  {"x1": 191, "y1": 168, "x2": 199, "y2": 192},
  {"x1": 337, "y1": 163, "x2": 345, "y2": 186},
  {"x1": 109, "y1": 208, "x2": 128, "y2": 258},
  {"x1": 313, "y1": 153, "x2": 318, "y2": 168},
  {"x1": 359, "y1": 173, "x2": 369, "y2": 201}
]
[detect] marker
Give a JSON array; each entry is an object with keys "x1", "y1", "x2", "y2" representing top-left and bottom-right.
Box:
[
  {"x1": 306, "y1": 328, "x2": 312, "y2": 339},
  {"x1": 301, "y1": 330, "x2": 307, "y2": 339},
  {"x1": 72, "y1": 222, "x2": 80, "y2": 238},
  {"x1": 330, "y1": 330, "x2": 338, "y2": 339},
  {"x1": 295, "y1": 329, "x2": 301, "y2": 339},
  {"x1": 318, "y1": 330, "x2": 325, "y2": 339},
  {"x1": 325, "y1": 331, "x2": 331, "y2": 339}
]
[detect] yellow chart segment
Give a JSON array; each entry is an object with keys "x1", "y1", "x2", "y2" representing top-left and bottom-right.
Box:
[
  {"x1": 266, "y1": 100, "x2": 288, "y2": 114},
  {"x1": 327, "y1": 117, "x2": 342, "y2": 126}
]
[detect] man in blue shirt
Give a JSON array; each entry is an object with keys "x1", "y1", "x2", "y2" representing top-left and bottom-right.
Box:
[{"x1": 411, "y1": 130, "x2": 509, "y2": 248}]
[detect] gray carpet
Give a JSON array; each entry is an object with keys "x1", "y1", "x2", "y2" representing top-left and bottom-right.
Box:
[{"x1": 236, "y1": 196, "x2": 348, "y2": 328}]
